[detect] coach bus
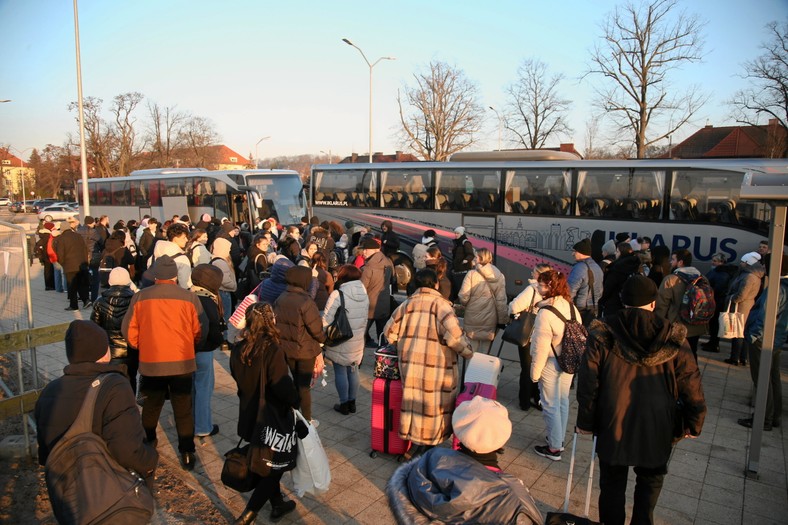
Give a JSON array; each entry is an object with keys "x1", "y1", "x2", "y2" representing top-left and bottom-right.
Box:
[
  {"x1": 77, "y1": 168, "x2": 307, "y2": 228},
  {"x1": 310, "y1": 153, "x2": 787, "y2": 296}
]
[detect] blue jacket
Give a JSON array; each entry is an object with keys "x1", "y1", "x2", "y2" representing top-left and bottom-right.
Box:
[
  {"x1": 258, "y1": 257, "x2": 294, "y2": 305},
  {"x1": 745, "y1": 277, "x2": 788, "y2": 347},
  {"x1": 568, "y1": 258, "x2": 604, "y2": 310}
]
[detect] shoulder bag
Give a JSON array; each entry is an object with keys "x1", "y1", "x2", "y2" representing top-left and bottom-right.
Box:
[
  {"x1": 502, "y1": 291, "x2": 537, "y2": 347},
  {"x1": 324, "y1": 290, "x2": 353, "y2": 346}
]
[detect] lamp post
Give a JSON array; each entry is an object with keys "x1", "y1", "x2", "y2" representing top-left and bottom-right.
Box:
[
  {"x1": 320, "y1": 150, "x2": 332, "y2": 164},
  {"x1": 489, "y1": 106, "x2": 503, "y2": 151},
  {"x1": 342, "y1": 38, "x2": 395, "y2": 163},
  {"x1": 255, "y1": 136, "x2": 271, "y2": 169}
]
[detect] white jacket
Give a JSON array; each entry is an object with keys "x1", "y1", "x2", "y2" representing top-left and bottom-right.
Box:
[
  {"x1": 508, "y1": 279, "x2": 542, "y2": 316},
  {"x1": 530, "y1": 296, "x2": 581, "y2": 382},
  {"x1": 322, "y1": 280, "x2": 369, "y2": 366}
]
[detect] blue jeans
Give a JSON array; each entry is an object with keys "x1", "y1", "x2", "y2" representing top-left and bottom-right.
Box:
[
  {"x1": 332, "y1": 362, "x2": 359, "y2": 404},
  {"x1": 54, "y1": 263, "x2": 67, "y2": 293},
  {"x1": 220, "y1": 290, "x2": 233, "y2": 338},
  {"x1": 193, "y1": 351, "x2": 215, "y2": 435},
  {"x1": 539, "y1": 356, "x2": 573, "y2": 450},
  {"x1": 88, "y1": 265, "x2": 100, "y2": 302}
]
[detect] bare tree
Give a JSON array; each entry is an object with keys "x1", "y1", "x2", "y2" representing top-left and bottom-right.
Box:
[
  {"x1": 178, "y1": 116, "x2": 221, "y2": 168},
  {"x1": 146, "y1": 102, "x2": 188, "y2": 167},
  {"x1": 397, "y1": 61, "x2": 485, "y2": 160},
  {"x1": 111, "y1": 92, "x2": 145, "y2": 176},
  {"x1": 586, "y1": 0, "x2": 708, "y2": 158},
  {"x1": 30, "y1": 144, "x2": 80, "y2": 198},
  {"x1": 69, "y1": 96, "x2": 115, "y2": 177},
  {"x1": 728, "y1": 21, "x2": 788, "y2": 157},
  {"x1": 504, "y1": 59, "x2": 572, "y2": 149}
]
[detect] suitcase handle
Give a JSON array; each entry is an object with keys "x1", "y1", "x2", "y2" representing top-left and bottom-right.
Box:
[{"x1": 563, "y1": 432, "x2": 597, "y2": 516}]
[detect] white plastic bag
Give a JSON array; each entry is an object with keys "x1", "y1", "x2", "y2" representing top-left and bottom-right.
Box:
[
  {"x1": 291, "y1": 409, "x2": 331, "y2": 497},
  {"x1": 718, "y1": 301, "x2": 744, "y2": 339}
]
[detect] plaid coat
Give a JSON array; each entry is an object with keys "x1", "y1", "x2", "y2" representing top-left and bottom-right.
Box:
[{"x1": 384, "y1": 287, "x2": 472, "y2": 446}]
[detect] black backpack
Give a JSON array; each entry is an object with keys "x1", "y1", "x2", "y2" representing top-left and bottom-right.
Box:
[
  {"x1": 44, "y1": 374, "x2": 154, "y2": 524},
  {"x1": 541, "y1": 305, "x2": 589, "y2": 374},
  {"x1": 99, "y1": 247, "x2": 123, "y2": 288}
]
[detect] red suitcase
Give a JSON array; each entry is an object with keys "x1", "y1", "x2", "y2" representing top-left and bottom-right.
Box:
[
  {"x1": 370, "y1": 377, "x2": 410, "y2": 457},
  {"x1": 452, "y1": 382, "x2": 497, "y2": 450}
]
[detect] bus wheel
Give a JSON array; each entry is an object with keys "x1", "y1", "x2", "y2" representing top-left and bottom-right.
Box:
[{"x1": 392, "y1": 255, "x2": 414, "y2": 291}]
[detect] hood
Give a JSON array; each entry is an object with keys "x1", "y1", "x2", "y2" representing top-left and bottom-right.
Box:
[
  {"x1": 285, "y1": 265, "x2": 312, "y2": 291},
  {"x1": 674, "y1": 266, "x2": 701, "y2": 279},
  {"x1": 212, "y1": 237, "x2": 232, "y2": 259},
  {"x1": 270, "y1": 257, "x2": 295, "y2": 283},
  {"x1": 100, "y1": 285, "x2": 136, "y2": 304},
  {"x1": 339, "y1": 279, "x2": 367, "y2": 301},
  {"x1": 152, "y1": 240, "x2": 182, "y2": 258},
  {"x1": 609, "y1": 253, "x2": 641, "y2": 275},
  {"x1": 740, "y1": 263, "x2": 766, "y2": 279},
  {"x1": 591, "y1": 309, "x2": 687, "y2": 366},
  {"x1": 715, "y1": 264, "x2": 739, "y2": 278}
]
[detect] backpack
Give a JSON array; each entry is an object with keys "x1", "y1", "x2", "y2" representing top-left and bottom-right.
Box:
[
  {"x1": 541, "y1": 305, "x2": 588, "y2": 374},
  {"x1": 45, "y1": 374, "x2": 154, "y2": 525},
  {"x1": 328, "y1": 247, "x2": 345, "y2": 270},
  {"x1": 677, "y1": 273, "x2": 716, "y2": 325},
  {"x1": 99, "y1": 247, "x2": 123, "y2": 288}
]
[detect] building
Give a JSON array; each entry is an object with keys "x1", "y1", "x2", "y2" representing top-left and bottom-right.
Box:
[
  {"x1": 665, "y1": 120, "x2": 787, "y2": 159},
  {"x1": 210, "y1": 145, "x2": 252, "y2": 170},
  {"x1": 0, "y1": 148, "x2": 35, "y2": 199},
  {"x1": 339, "y1": 151, "x2": 420, "y2": 163}
]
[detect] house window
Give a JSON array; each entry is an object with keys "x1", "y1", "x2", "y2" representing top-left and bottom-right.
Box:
[
  {"x1": 229, "y1": 157, "x2": 238, "y2": 163},
  {"x1": 1, "y1": 160, "x2": 10, "y2": 165}
]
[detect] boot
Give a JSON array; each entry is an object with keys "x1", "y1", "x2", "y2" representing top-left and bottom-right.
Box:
[
  {"x1": 333, "y1": 402, "x2": 350, "y2": 415},
  {"x1": 347, "y1": 399, "x2": 356, "y2": 413},
  {"x1": 233, "y1": 509, "x2": 257, "y2": 525},
  {"x1": 270, "y1": 499, "x2": 296, "y2": 521}
]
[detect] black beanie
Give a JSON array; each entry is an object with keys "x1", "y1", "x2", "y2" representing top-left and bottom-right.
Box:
[
  {"x1": 285, "y1": 266, "x2": 312, "y2": 291},
  {"x1": 620, "y1": 275, "x2": 658, "y2": 307},
  {"x1": 573, "y1": 238, "x2": 592, "y2": 256},
  {"x1": 615, "y1": 232, "x2": 631, "y2": 244},
  {"x1": 191, "y1": 264, "x2": 223, "y2": 294},
  {"x1": 65, "y1": 320, "x2": 109, "y2": 364}
]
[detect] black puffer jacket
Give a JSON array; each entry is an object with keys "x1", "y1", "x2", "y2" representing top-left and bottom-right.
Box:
[
  {"x1": 577, "y1": 309, "x2": 706, "y2": 468},
  {"x1": 599, "y1": 252, "x2": 642, "y2": 316},
  {"x1": 91, "y1": 286, "x2": 136, "y2": 359},
  {"x1": 274, "y1": 283, "x2": 326, "y2": 360}
]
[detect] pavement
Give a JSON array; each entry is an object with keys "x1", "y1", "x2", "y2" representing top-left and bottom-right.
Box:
[{"x1": 12, "y1": 257, "x2": 788, "y2": 524}]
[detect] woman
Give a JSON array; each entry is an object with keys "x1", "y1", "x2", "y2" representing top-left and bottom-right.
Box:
[
  {"x1": 299, "y1": 241, "x2": 318, "y2": 267},
  {"x1": 230, "y1": 303, "x2": 300, "y2": 525},
  {"x1": 508, "y1": 263, "x2": 551, "y2": 411},
  {"x1": 425, "y1": 246, "x2": 451, "y2": 299},
  {"x1": 190, "y1": 264, "x2": 225, "y2": 437},
  {"x1": 724, "y1": 252, "x2": 765, "y2": 365},
  {"x1": 186, "y1": 228, "x2": 211, "y2": 267},
  {"x1": 322, "y1": 265, "x2": 369, "y2": 415},
  {"x1": 211, "y1": 237, "x2": 237, "y2": 332},
  {"x1": 702, "y1": 253, "x2": 737, "y2": 353},
  {"x1": 311, "y1": 251, "x2": 334, "y2": 312},
  {"x1": 530, "y1": 270, "x2": 582, "y2": 461},
  {"x1": 100, "y1": 230, "x2": 136, "y2": 286},
  {"x1": 380, "y1": 220, "x2": 400, "y2": 259},
  {"x1": 458, "y1": 248, "x2": 508, "y2": 353},
  {"x1": 384, "y1": 268, "x2": 473, "y2": 459}
]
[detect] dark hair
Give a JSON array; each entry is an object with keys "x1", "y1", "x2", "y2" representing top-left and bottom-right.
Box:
[
  {"x1": 617, "y1": 242, "x2": 634, "y2": 256},
  {"x1": 241, "y1": 303, "x2": 279, "y2": 366},
  {"x1": 651, "y1": 245, "x2": 671, "y2": 276},
  {"x1": 672, "y1": 248, "x2": 692, "y2": 267},
  {"x1": 335, "y1": 264, "x2": 362, "y2": 287},
  {"x1": 112, "y1": 220, "x2": 125, "y2": 231},
  {"x1": 167, "y1": 222, "x2": 189, "y2": 240},
  {"x1": 109, "y1": 230, "x2": 126, "y2": 242},
  {"x1": 638, "y1": 236, "x2": 651, "y2": 245},
  {"x1": 278, "y1": 236, "x2": 299, "y2": 262},
  {"x1": 147, "y1": 217, "x2": 158, "y2": 226},
  {"x1": 311, "y1": 251, "x2": 328, "y2": 270},
  {"x1": 415, "y1": 268, "x2": 438, "y2": 289},
  {"x1": 537, "y1": 270, "x2": 571, "y2": 302}
]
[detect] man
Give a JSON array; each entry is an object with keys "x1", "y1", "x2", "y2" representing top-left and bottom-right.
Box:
[
  {"x1": 567, "y1": 238, "x2": 604, "y2": 326},
  {"x1": 35, "y1": 320, "x2": 158, "y2": 481},
  {"x1": 360, "y1": 236, "x2": 395, "y2": 345},
  {"x1": 150, "y1": 222, "x2": 193, "y2": 288},
  {"x1": 655, "y1": 249, "x2": 709, "y2": 358},
  {"x1": 56, "y1": 215, "x2": 90, "y2": 310},
  {"x1": 450, "y1": 226, "x2": 474, "y2": 302},
  {"x1": 737, "y1": 254, "x2": 788, "y2": 431},
  {"x1": 78, "y1": 215, "x2": 104, "y2": 304},
  {"x1": 577, "y1": 275, "x2": 706, "y2": 525},
  {"x1": 758, "y1": 239, "x2": 771, "y2": 277},
  {"x1": 122, "y1": 255, "x2": 208, "y2": 470},
  {"x1": 598, "y1": 241, "x2": 642, "y2": 318}
]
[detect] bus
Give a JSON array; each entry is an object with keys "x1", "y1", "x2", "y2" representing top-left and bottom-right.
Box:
[
  {"x1": 77, "y1": 168, "x2": 307, "y2": 228},
  {"x1": 310, "y1": 154, "x2": 787, "y2": 296}
]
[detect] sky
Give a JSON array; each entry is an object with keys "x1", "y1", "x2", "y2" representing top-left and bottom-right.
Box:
[{"x1": 0, "y1": 0, "x2": 786, "y2": 162}]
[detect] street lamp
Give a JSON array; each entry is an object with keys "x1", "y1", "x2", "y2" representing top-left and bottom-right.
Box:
[
  {"x1": 255, "y1": 136, "x2": 271, "y2": 169},
  {"x1": 342, "y1": 38, "x2": 395, "y2": 163},
  {"x1": 320, "y1": 150, "x2": 333, "y2": 164},
  {"x1": 489, "y1": 106, "x2": 503, "y2": 151}
]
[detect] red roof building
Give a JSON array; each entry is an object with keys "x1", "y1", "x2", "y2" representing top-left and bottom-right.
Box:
[
  {"x1": 339, "y1": 151, "x2": 420, "y2": 163},
  {"x1": 664, "y1": 120, "x2": 787, "y2": 159}
]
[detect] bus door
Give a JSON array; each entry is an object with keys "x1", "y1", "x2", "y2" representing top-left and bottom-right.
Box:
[{"x1": 162, "y1": 196, "x2": 189, "y2": 222}]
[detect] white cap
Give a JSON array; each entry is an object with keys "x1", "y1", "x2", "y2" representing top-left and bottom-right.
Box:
[{"x1": 741, "y1": 252, "x2": 761, "y2": 266}]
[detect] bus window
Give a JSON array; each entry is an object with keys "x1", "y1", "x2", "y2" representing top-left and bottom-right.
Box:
[
  {"x1": 111, "y1": 181, "x2": 129, "y2": 206},
  {"x1": 214, "y1": 194, "x2": 229, "y2": 219},
  {"x1": 380, "y1": 169, "x2": 432, "y2": 209},
  {"x1": 577, "y1": 169, "x2": 664, "y2": 219},
  {"x1": 435, "y1": 169, "x2": 500, "y2": 212},
  {"x1": 504, "y1": 169, "x2": 570, "y2": 215},
  {"x1": 96, "y1": 182, "x2": 111, "y2": 205},
  {"x1": 164, "y1": 178, "x2": 185, "y2": 197},
  {"x1": 149, "y1": 180, "x2": 162, "y2": 206},
  {"x1": 313, "y1": 169, "x2": 375, "y2": 207}
]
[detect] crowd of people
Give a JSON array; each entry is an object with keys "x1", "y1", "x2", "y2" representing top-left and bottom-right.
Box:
[{"x1": 32, "y1": 211, "x2": 783, "y2": 524}]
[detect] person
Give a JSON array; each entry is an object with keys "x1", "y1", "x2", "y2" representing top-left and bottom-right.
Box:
[
  {"x1": 738, "y1": 254, "x2": 788, "y2": 431},
  {"x1": 648, "y1": 245, "x2": 671, "y2": 288},
  {"x1": 150, "y1": 222, "x2": 193, "y2": 289},
  {"x1": 598, "y1": 241, "x2": 642, "y2": 318},
  {"x1": 91, "y1": 267, "x2": 139, "y2": 393},
  {"x1": 244, "y1": 233, "x2": 272, "y2": 289},
  {"x1": 307, "y1": 223, "x2": 335, "y2": 261},
  {"x1": 34, "y1": 320, "x2": 158, "y2": 493},
  {"x1": 530, "y1": 270, "x2": 581, "y2": 461},
  {"x1": 384, "y1": 268, "x2": 473, "y2": 460},
  {"x1": 211, "y1": 237, "x2": 238, "y2": 332},
  {"x1": 100, "y1": 229, "x2": 136, "y2": 283},
  {"x1": 274, "y1": 266, "x2": 326, "y2": 421},
  {"x1": 35, "y1": 221, "x2": 56, "y2": 290},
  {"x1": 121, "y1": 254, "x2": 208, "y2": 470},
  {"x1": 136, "y1": 217, "x2": 158, "y2": 278},
  {"x1": 702, "y1": 253, "x2": 737, "y2": 353},
  {"x1": 78, "y1": 215, "x2": 105, "y2": 304},
  {"x1": 412, "y1": 229, "x2": 439, "y2": 270},
  {"x1": 508, "y1": 263, "x2": 551, "y2": 411},
  {"x1": 311, "y1": 251, "x2": 334, "y2": 312},
  {"x1": 380, "y1": 219, "x2": 400, "y2": 259},
  {"x1": 425, "y1": 246, "x2": 452, "y2": 299},
  {"x1": 723, "y1": 252, "x2": 765, "y2": 366},
  {"x1": 55, "y1": 215, "x2": 90, "y2": 311},
  {"x1": 360, "y1": 236, "x2": 395, "y2": 346},
  {"x1": 655, "y1": 249, "x2": 708, "y2": 359},
  {"x1": 259, "y1": 255, "x2": 296, "y2": 305},
  {"x1": 757, "y1": 239, "x2": 771, "y2": 278},
  {"x1": 386, "y1": 396, "x2": 543, "y2": 525},
  {"x1": 567, "y1": 238, "x2": 603, "y2": 326},
  {"x1": 322, "y1": 265, "x2": 369, "y2": 415},
  {"x1": 458, "y1": 247, "x2": 507, "y2": 353},
  {"x1": 450, "y1": 226, "x2": 475, "y2": 302},
  {"x1": 186, "y1": 228, "x2": 212, "y2": 267},
  {"x1": 599, "y1": 239, "x2": 617, "y2": 273},
  {"x1": 577, "y1": 275, "x2": 706, "y2": 525},
  {"x1": 636, "y1": 236, "x2": 653, "y2": 273},
  {"x1": 216, "y1": 222, "x2": 242, "y2": 271},
  {"x1": 230, "y1": 303, "x2": 301, "y2": 525},
  {"x1": 190, "y1": 264, "x2": 226, "y2": 437}
]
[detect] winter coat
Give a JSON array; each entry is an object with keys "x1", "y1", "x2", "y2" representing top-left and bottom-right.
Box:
[
  {"x1": 567, "y1": 258, "x2": 604, "y2": 310},
  {"x1": 451, "y1": 235, "x2": 474, "y2": 272},
  {"x1": 599, "y1": 253, "x2": 642, "y2": 317},
  {"x1": 361, "y1": 250, "x2": 394, "y2": 319},
  {"x1": 384, "y1": 288, "x2": 472, "y2": 445},
  {"x1": 307, "y1": 227, "x2": 335, "y2": 261},
  {"x1": 35, "y1": 232, "x2": 51, "y2": 264},
  {"x1": 77, "y1": 225, "x2": 103, "y2": 264},
  {"x1": 386, "y1": 448, "x2": 543, "y2": 525},
  {"x1": 746, "y1": 276, "x2": 788, "y2": 347},
  {"x1": 189, "y1": 242, "x2": 212, "y2": 267},
  {"x1": 91, "y1": 285, "x2": 136, "y2": 359},
  {"x1": 193, "y1": 289, "x2": 225, "y2": 352},
  {"x1": 577, "y1": 309, "x2": 706, "y2": 468},
  {"x1": 54, "y1": 228, "x2": 87, "y2": 273},
  {"x1": 530, "y1": 296, "x2": 582, "y2": 382},
  {"x1": 274, "y1": 285, "x2": 326, "y2": 360},
  {"x1": 138, "y1": 229, "x2": 155, "y2": 258},
  {"x1": 508, "y1": 280, "x2": 543, "y2": 316},
  {"x1": 322, "y1": 280, "x2": 369, "y2": 366},
  {"x1": 655, "y1": 267, "x2": 708, "y2": 338},
  {"x1": 726, "y1": 263, "x2": 766, "y2": 324},
  {"x1": 102, "y1": 238, "x2": 135, "y2": 271},
  {"x1": 211, "y1": 257, "x2": 237, "y2": 293},
  {"x1": 34, "y1": 362, "x2": 158, "y2": 477},
  {"x1": 381, "y1": 226, "x2": 401, "y2": 258},
  {"x1": 259, "y1": 257, "x2": 294, "y2": 305},
  {"x1": 314, "y1": 267, "x2": 334, "y2": 311},
  {"x1": 458, "y1": 264, "x2": 508, "y2": 336},
  {"x1": 151, "y1": 240, "x2": 192, "y2": 289},
  {"x1": 706, "y1": 264, "x2": 737, "y2": 308}
]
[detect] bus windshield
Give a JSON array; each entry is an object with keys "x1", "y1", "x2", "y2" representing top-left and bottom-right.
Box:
[{"x1": 245, "y1": 174, "x2": 306, "y2": 225}]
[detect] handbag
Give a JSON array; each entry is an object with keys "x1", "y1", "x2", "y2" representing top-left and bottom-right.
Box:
[
  {"x1": 502, "y1": 292, "x2": 537, "y2": 346},
  {"x1": 229, "y1": 281, "x2": 263, "y2": 329},
  {"x1": 718, "y1": 301, "x2": 744, "y2": 339},
  {"x1": 374, "y1": 343, "x2": 400, "y2": 380},
  {"x1": 324, "y1": 290, "x2": 353, "y2": 346},
  {"x1": 221, "y1": 439, "x2": 259, "y2": 492},
  {"x1": 248, "y1": 403, "x2": 298, "y2": 477},
  {"x1": 291, "y1": 409, "x2": 331, "y2": 497}
]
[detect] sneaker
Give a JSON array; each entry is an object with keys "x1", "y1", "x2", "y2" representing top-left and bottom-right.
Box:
[
  {"x1": 83, "y1": 301, "x2": 93, "y2": 309},
  {"x1": 546, "y1": 436, "x2": 565, "y2": 452},
  {"x1": 723, "y1": 358, "x2": 739, "y2": 366},
  {"x1": 196, "y1": 424, "x2": 219, "y2": 437},
  {"x1": 534, "y1": 445, "x2": 561, "y2": 461}
]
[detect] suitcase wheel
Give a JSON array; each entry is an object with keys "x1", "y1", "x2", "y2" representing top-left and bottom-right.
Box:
[{"x1": 370, "y1": 450, "x2": 378, "y2": 459}]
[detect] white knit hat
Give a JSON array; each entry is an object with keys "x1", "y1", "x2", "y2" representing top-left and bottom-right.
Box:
[
  {"x1": 452, "y1": 397, "x2": 511, "y2": 453},
  {"x1": 741, "y1": 252, "x2": 761, "y2": 266}
]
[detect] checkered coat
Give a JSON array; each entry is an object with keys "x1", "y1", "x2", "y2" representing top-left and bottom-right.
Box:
[{"x1": 384, "y1": 287, "x2": 472, "y2": 446}]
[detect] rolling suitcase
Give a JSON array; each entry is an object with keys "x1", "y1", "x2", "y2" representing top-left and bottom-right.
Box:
[
  {"x1": 545, "y1": 433, "x2": 601, "y2": 525},
  {"x1": 452, "y1": 382, "x2": 497, "y2": 450},
  {"x1": 370, "y1": 377, "x2": 410, "y2": 457},
  {"x1": 463, "y1": 338, "x2": 504, "y2": 388}
]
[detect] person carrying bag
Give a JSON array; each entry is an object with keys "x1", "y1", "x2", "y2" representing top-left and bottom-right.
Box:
[{"x1": 718, "y1": 301, "x2": 744, "y2": 340}]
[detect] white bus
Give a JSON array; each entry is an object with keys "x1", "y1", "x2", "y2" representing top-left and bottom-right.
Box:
[
  {"x1": 310, "y1": 154, "x2": 787, "y2": 296},
  {"x1": 77, "y1": 168, "x2": 308, "y2": 227}
]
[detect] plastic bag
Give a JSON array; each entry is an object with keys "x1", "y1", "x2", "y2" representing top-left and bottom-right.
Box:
[
  {"x1": 718, "y1": 301, "x2": 744, "y2": 339},
  {"x1": 291, "y1": 409, "x2": 331, "y2": 497}
]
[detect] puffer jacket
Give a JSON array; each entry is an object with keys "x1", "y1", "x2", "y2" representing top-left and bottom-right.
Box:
[
  {"x1": 323, "y1": 280, "x2": 369, "y2": 366},
  {"x1": 508, "y1": 280, "x2": 542, "y2": 316},
  {"x1": 599, "y1": 252, "x2": 642, "y2": 316},
  {"x1": 386, "y1": 448, "x2": 543, "y2": 525},
  {"x1": 530, "y1": 296, "x2": 582, "y2": 381},
  {"x1": 274, "y1": 285, "x2": 326, "y2": 360},
  {"x1": 258, "y1": 256, "x2": 294, "y2": 305},
  {"x1": 726, "y1": 263, "x2": 766, "y2": 324},
  {"x1": 458, "y1": 264, "x2": 508, "y2": 336},
  {"x1": 91, "y1": 285, "x2": 136, "y2": 359},
  {"x1": 655, "y1": 267, "x2": 708, "y2": 338}
]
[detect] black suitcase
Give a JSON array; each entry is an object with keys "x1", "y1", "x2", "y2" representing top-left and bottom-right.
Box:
[{"x1": 545, "y1": 433, "x2": 601, "y2": 525}]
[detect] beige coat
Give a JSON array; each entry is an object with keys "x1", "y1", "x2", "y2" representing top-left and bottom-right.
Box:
[
  {"x1": 458, "y1": 264, "x2": 508, "y2": 339},
  {"x1": 655, "y1": 268, "x2": 707, "y2": 338},
  {"x1": 530, "y1": 296, "x2": 581, "y2": 382}
]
